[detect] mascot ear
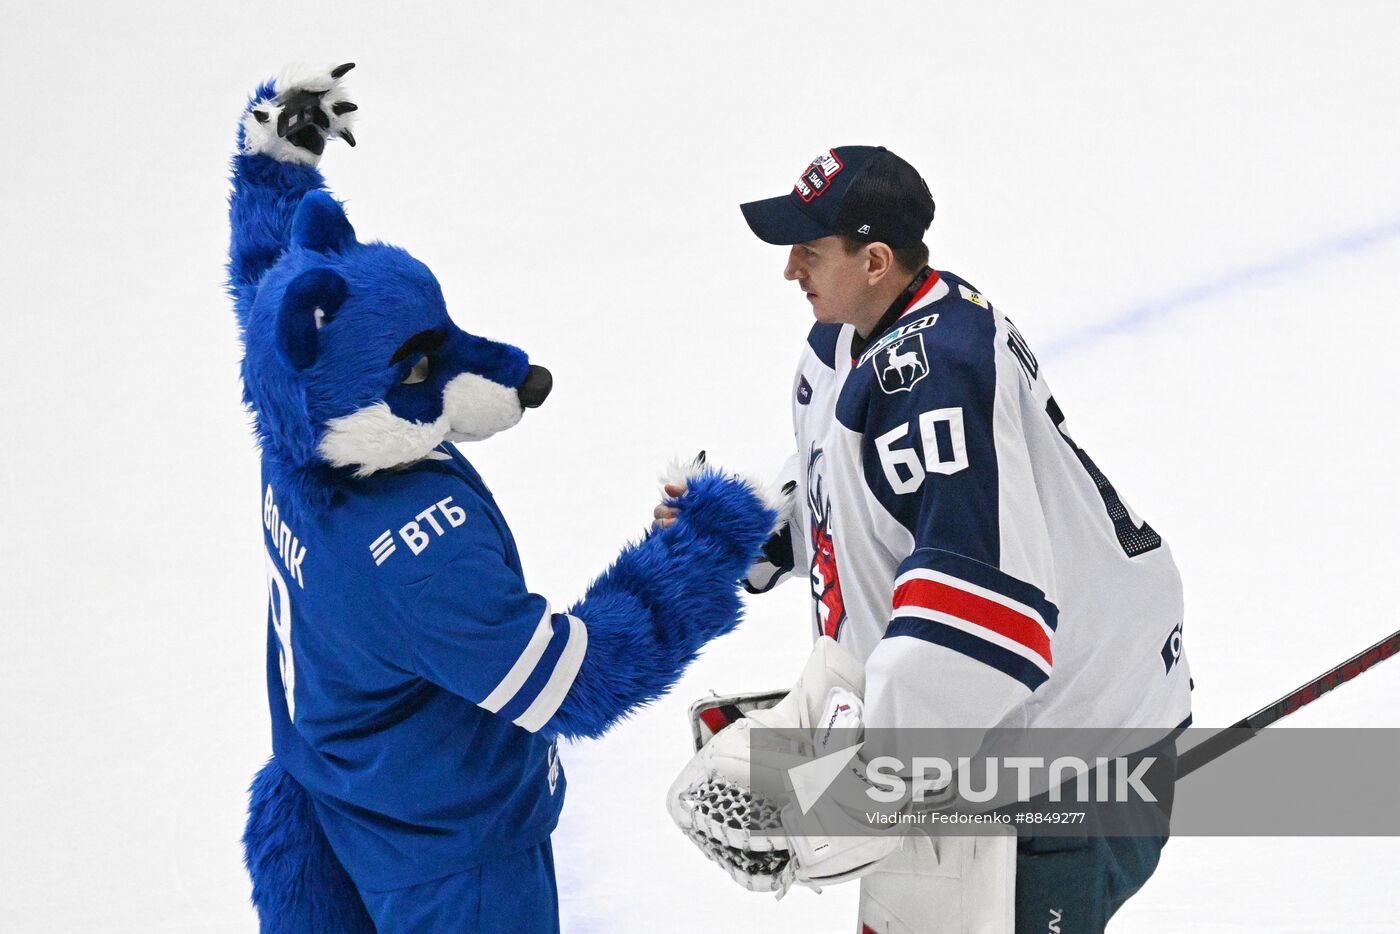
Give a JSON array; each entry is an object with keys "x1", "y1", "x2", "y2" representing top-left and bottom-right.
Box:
[
  {"x1": 291, "y1": 190, "x2": 356, "y2": 254},
  {"x1": 277, "y1": 268, "x2": 349, "y2": 370}
]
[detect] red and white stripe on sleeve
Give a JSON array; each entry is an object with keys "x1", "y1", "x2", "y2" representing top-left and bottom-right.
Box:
[{"x1": 884, "y1": 548, "x2": 1058, "y2": 692}]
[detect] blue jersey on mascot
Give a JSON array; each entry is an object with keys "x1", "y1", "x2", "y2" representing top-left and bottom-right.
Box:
[{"x1": 227, "y1": 63, "x2": 780, "y2": 934}]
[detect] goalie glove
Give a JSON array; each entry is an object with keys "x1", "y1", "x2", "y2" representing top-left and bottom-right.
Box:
[{"x1": 667, "y1": 637, "x2": 901, "y2": 896}]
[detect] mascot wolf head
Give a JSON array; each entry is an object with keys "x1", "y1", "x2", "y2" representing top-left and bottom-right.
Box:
[{"x1": 230, "y1": 65, "x2": 551, "y2": 500}]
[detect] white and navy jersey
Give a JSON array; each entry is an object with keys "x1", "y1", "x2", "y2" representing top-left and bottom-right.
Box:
[
  {"x1": 258, "y1": 443, "x2": 577, "y2": 892},
  {"x1": 764, "y1": 269, "x2": 1191, "y2": 744}
]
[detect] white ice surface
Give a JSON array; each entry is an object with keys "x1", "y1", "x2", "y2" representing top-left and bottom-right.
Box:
[{"x1": 2, "y1": 2, "x2": 1398, "y2": 931}]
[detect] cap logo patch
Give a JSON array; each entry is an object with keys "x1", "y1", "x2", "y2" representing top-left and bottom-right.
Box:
[{"x1": 794, "y1": 150, "x2": 844, "y2": 203}]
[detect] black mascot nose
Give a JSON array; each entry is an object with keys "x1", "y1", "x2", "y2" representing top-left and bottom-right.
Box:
[{"x1": 518, "y1": 365, "x2": 553, "y2": 409}]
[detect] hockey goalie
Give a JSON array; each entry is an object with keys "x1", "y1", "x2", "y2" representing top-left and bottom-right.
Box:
[{"x1": 668, "y1": 145, "x2": 1192, "y2": 934}]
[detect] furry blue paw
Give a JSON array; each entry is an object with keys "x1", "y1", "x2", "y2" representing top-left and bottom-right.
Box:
[
  {"x1": 660, "y1": 457, "x2": 789, "y2": 563},
  {"x1": 242, "y1": 63, "x2": 358, "y2": 166}
]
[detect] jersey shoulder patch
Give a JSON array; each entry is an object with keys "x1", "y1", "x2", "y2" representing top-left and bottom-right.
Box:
[
  {"x1": 838, "y1": 286, "x2": 998, "y2": 434},
  {"x1": 935, "y1": 270, "x2": 989, "y2": 309},
  {"x1": 327, "y1": 458, "x2": 498, "y2": 586}
]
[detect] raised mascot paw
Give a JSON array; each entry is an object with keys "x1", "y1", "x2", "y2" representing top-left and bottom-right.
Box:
[{"x1": 241, "y1": 62, "x2": 358, "y2": 165}]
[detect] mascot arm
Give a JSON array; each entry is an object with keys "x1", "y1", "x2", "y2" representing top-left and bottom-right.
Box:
[
  {"x1": 406, "y1": 459, "x2": 780, "y2": 739},
  {"x1": 406, "y1": 546, "x2": 568, "y2": 732},
  {"x1": 547, "y1": 461, "x2": 782, "y2": 740},
  {"x1": 228, "y1": 64, "x2": 358, "y2": 303}
]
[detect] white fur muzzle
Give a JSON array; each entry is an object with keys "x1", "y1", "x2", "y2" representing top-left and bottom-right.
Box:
[
  {"x1": 316, "y1": 373, "x2": 525, "y2": 476},
  {"x1": 442, "y1": 372, "x2": 525, "y2": 442}
]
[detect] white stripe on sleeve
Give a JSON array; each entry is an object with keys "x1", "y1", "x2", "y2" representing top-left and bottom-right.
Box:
[
  {"x1": 514, "y1": 615, "x2": 589, "y2": 733},
  {"x1": 479, "y1": 605, "x2": 554, "y2": 713}
]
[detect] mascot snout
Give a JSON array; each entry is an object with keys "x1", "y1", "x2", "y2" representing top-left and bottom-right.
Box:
[{"x1": 518, "y1": 365, "x2": 552, "y2": 409}]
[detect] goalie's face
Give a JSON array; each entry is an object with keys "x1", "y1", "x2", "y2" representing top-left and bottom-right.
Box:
[
  {"x1": 783, "y1": 236, "x2": 897, "y2": 336},
  {"x1": 785, "y1": 237, "x2": 864, "y2": 325}
]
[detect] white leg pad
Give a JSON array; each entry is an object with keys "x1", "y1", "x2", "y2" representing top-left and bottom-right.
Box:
[{"x1": 857, "y1": 830, "x2": 1016, "y2": 934}]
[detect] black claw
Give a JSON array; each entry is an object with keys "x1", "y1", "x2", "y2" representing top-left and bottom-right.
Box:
[
  {"x1": 332, "y1": 101, "x2": 358, "y2": 115},
  {"x1": 276, "y1": 109, "x2": 289, "y2": 137},
  {"x1": 781, "y1": 480, "x2": 797, "y2": 495},
  {"x1": 252, "y1": 109, "x2": 269, "y2": 124},
  {"x1": 695, "y1": 450, "x2": 707, "y2": 466},
  {"x1": 330, "y1": 62, "x2": 356, "y2": 79},
  {"x1": 339, "y1": 128, "x2": 356, "y2": 147}
]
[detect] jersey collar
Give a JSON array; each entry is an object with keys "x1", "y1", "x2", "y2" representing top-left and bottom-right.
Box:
[{"x1": 849, "y1": 266, "x2": 942, "y2": 361}]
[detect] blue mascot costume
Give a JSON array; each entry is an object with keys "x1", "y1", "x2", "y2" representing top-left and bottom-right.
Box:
[{"x1": 228, "y1": 64, "x2": 781, "y2": 933}]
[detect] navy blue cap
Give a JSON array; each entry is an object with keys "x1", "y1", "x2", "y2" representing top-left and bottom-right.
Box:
[{"x1": 741, "y1": 146, "x2": 935, "y2": 248}]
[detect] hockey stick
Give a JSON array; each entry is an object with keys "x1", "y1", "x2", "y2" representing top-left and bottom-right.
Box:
[{"x1": 1176, "y1": 628, "x2": 1400, "y2": 779}]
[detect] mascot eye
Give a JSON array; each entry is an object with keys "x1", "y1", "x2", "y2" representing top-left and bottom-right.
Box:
[{"x1": 402, "y1": 355, "x2": 431, "y2": 385}]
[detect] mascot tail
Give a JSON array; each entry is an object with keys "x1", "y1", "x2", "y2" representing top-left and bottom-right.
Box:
[{"x1": 243, "y1": 757, "x2": 376, "y2": 933}]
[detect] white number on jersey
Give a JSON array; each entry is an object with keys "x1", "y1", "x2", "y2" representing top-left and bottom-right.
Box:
[
  {"x1": 265, "y1": 550, "x2": 297, "y2": 721},
  {"x1": 874, "y1": 407, "x2": 970, "y2": 494}
]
